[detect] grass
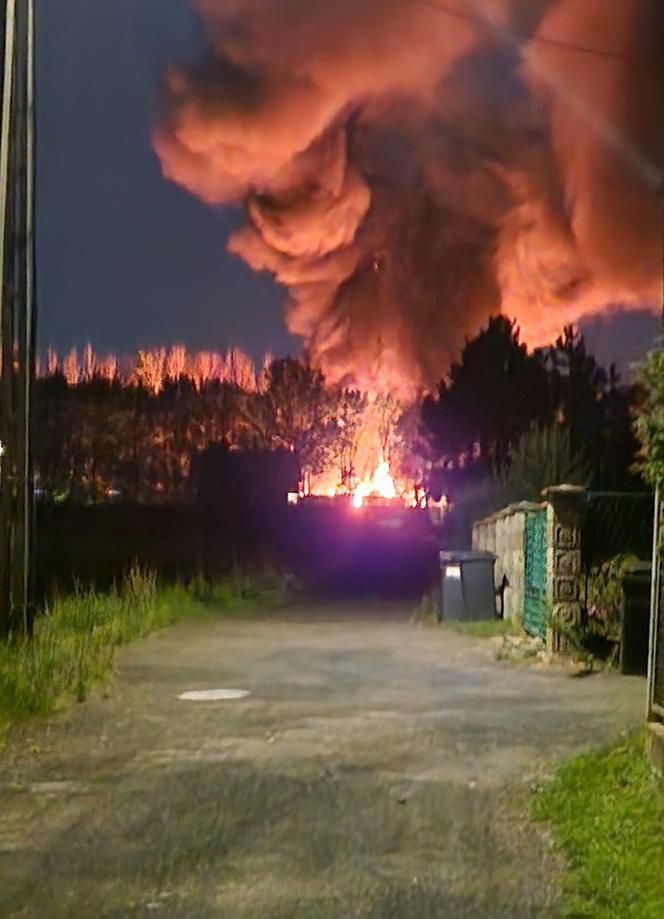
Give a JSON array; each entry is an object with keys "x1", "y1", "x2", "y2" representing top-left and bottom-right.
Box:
[
  {"x1": 412, "y1": 591, "x2": 514, "y2": 638},
  {"x1": 187, "y1": 564, "x2": 290, "y2": 612},
  {"x1": 531, "y1": 732, "x2": 664, "y2": 918},
  {"x1": 440, "y1": 618, "x2": 514, "y2": 638},
  {"x1": 0, "y1": 564, "x2": 288, "y2": 743}
]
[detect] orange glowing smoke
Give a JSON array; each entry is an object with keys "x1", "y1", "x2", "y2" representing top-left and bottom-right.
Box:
[{"x1": 155, "y1": 1, "x2": 663, "y2": 393}]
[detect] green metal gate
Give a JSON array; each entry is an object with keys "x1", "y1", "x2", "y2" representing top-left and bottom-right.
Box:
[{"x1": 524, "y1": 508, "x2": 547, "y2": 638}]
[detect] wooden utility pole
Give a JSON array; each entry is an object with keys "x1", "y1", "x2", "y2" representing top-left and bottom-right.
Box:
[
  {"x1": 647, "y1": 185, "x2": 664, "y2": 717},
  {"x1": 0, "y1": 0, "x2": 37, "y2": 638}
]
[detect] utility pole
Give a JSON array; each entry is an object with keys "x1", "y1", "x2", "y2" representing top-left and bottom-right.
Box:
[
  {"x1": 647, "y1": 185, "x2": 664, "y2": 719},
  {"x1": 645, "y1": 3, "x2": 664, "y2": 774},
  {"x1": 0, "y1": 0, "x2": 37, "y2": 639}
]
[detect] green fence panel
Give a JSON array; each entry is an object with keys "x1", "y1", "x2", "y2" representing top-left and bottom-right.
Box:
[{"x1": 524, "y1": 508, "x2": 547, "y2": 638}]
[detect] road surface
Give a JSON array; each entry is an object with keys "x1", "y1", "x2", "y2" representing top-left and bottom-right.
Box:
[{"x1": 0, "y1": 604, "x2": 646, "y2": 917}]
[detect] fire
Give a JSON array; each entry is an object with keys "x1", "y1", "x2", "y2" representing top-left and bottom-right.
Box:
[
  {"x1": 294, "y1": 392, "x2": 425, "y2": 509},
  {"x1": 351, "y1": 459, "x2": 396, "y2": 510}
]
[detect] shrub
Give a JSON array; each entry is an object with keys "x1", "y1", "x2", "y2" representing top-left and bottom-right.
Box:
[
  {"x1": 635, "y1": 340, "x2": 664, "y2": 487},
  {"x1": 584, "y1": 555, "x2": 638, "y2": 644}
]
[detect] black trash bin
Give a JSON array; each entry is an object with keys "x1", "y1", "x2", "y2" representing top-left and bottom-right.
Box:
[
  {"x1": 438, "y1": 551, "x2": 496, "y2": 622},
  {"x1": 620, "y1": 561, "x2": 651, "y2": 676}
]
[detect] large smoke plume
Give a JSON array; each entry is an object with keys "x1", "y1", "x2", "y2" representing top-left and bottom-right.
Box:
[{"x1": 154, "y1": 0, "x2": 663, "y2": 392}]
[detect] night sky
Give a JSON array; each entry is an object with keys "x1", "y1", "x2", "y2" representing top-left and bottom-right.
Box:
[
  {"x1": 37, "y1": 0, "x2": 297, "y2": 363},
  {"x1": 37, "y1": 0, "x2": 657, "y2": 375}
]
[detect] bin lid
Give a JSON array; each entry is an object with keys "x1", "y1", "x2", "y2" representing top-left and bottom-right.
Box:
[
  {"x1": 622, "y1": 560, "x2": 652, "y2": 577},
  {"x1": 439, "y1": 550, "x2": 496, "y2": 564}
]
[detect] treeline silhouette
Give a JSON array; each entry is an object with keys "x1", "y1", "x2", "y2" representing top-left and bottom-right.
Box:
[
  {"x1": 35, "y1": 354, "x2": 399, "y2": 504},
  {"x1": 41, "y1": 344, "x2": 265, "y2": 392},
  {"x1": 36, "y1": 320, "x2": 643, "y2": 508},
  {"x1": 34, "y1": 319, "x2": 645, "y2": 593}
]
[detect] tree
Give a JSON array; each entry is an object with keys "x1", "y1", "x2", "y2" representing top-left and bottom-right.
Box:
[
  {"x1": 46, "y1": 347, "x2": 58, "y2": 376},
  {"x1": 224, "y1": 347, "x2": 258, "y2": 392},
  {"x1": 132, "y1": 349, "x2": 167, "y2": 394},
  {"x1": 543, "y1": 327, "x2": 642, "y2": 489},
  {"x1": 422, "y1": 319, "x2": 642, "y2": 499},
  {"x1": 373, "y1": 393, "x2": 403, "y2": 462},
  {"x1": 165, "y1": 345, "x2": 187, "y2": 381},
  {"x1": 635, "y1": 340, "x2": 664, "y2": 487},
  {"x1": 599, "y1": 369, "x2": 643, "y2": 490},
  {"x1": 332, "y1": 388, "x2": 368, "y2": 489},
  {"x1": 498, "y1": 423, "x2": 590, "y2": 503},
  {"x1": 420, "y1": 315, "x2": 550, "y2": 480},
  {"x1": 62, "y1": 348, "x2": 80, "y2": 386},
  {"x1": 540, "y1": 326, "x2": 606, "y2": 466},
  {"x1": 389, "y1": 403, "x2": 428, "y2": 501},
  {"x1": 98, "y1": 354, "x2": 118, "y2": 382},
  {"x1": 243, "y1": 358, "x2": 342, "y2": 488},
  {"x1": 82, "y1": 343, "x2": 96, "y2": 381}
]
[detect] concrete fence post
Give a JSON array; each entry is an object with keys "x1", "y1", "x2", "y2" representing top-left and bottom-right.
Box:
[{"x1": 542, "y1": 485, "x2": 587, "y2": 651}]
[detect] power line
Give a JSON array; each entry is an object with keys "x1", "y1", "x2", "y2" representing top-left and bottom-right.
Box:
[{"x1": 419, "y1": 0, "x2": 631, "y2": 60}]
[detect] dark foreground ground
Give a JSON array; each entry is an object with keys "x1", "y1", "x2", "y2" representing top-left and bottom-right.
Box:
[{"x1": 0, "y1": 604, "x2": 645, "y2": 918}]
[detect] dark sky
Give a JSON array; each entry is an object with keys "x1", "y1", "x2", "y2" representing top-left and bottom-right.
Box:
[
  {"x1": 37, "y1": 0, "x2": 657, "y2": 375},
  {"x1": 37, "y1": 0, "x2": 296, "y2": 362},
  {"x1": 578, "y1": 310, "x2": 659, "y2": 380}
]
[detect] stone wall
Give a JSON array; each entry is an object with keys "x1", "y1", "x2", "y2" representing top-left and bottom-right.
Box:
[
  {"x1": 472, "y1": 502, "x2": 540, "y2": 625},
  {"x1": 473, "y1": 487, "x2": 587, "y2": 640}
]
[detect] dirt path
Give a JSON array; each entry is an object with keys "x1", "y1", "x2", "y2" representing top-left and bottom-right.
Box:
[{"x1": 0, "y1": 604, "x2": 646, "y2": 917}]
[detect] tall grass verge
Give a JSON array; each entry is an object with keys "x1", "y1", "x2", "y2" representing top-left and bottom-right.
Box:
[{"x1": 0, "y1": 565, "x2": 288, "y2": 742}]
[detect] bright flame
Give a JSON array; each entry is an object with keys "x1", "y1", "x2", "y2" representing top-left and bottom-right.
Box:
[
  {"x1": 351, "y1": 459, "x2": 397, "y2": 510},
  {"x1": 301, "y1": 396, "x2": 423, "y2": 508}
]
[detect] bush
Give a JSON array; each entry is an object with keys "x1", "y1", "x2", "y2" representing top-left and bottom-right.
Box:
[
  {"x1": 636, "y1": 340, "x2": 664, "y2": 487},
  {"x1": 552, "y1": 554, "x2": 639, "y2": 662},
  {"x1": 584, "y1": 555, "x2": 638, "y2": 644}
]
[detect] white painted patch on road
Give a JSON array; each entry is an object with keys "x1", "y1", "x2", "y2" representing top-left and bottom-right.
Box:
[{"x1": 178, "y1": 688, "x2": 250, "y2": 701}]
